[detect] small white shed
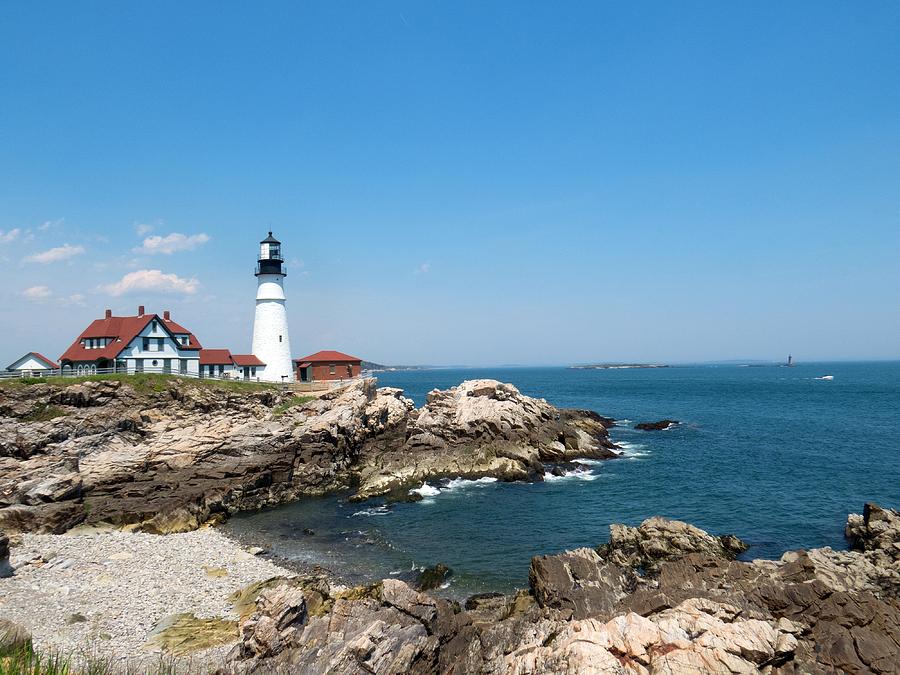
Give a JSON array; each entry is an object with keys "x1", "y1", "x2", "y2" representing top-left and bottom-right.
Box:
[{"x1": 5, "y1": 352, "x2": 59, "y2": 376}]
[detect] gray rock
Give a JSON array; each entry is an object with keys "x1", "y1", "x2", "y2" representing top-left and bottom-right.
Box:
[
  {"x1": 0, "y1": 532, "x2": 11, "y2": 577},
  {"x1": 0, "y1": 618, "x2": 31, "y2": 656},
  {"x1": 529, "y1": 547, "x2": 632, "y2": 619},
  {"x1": 596, "y1": 515, "x2": 748, "y2": 574}
]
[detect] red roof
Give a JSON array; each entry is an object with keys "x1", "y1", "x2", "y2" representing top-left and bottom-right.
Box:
[
  {"x1": 60, "y1": 312, "x2": 202, "y2": 363},
  {"x1": 294, "y1": 350, "x2": 362, "y2": 363},
  {"x1": 163, "y1": 319, "x2": 202, "y2": 350},
  {"x1": 60, "y1": 315, "x2": 154, "y2": 362},
  {"x1": 232, "y1": 354, "x2": 265, "y2": 367},
  {"x1": 199, "y1": 349, "x2": 234, "y2": 365}
]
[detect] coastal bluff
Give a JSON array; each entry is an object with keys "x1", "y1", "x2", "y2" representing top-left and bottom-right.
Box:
[{"x1": 0, "y1": 376, "x2": 619, "y2": 534}]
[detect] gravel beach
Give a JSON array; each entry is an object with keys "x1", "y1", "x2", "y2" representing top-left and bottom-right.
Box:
[{"x1": 0, "y1": 526, "x2": 295, "y2": 669}]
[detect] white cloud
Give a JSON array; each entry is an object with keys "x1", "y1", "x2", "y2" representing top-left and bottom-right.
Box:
[
  {"x1": 0, "y1": 228, "x2": 21, "y2": 243},
  {"x1": 22, "y1": 285, "x2": 52, "y2": 299},
  {"x1": 59, "y1": 293, "x2": 86, "y2": 307},
  {"x1": 38, "y1": 218, "x2": 64, "y2": 231},
  {"x1": 99, "y1": 269, "x2": 200, "y2": 296},
  {"x1": 414, "y1": 262, "x2": 431, "y2": 275},
  {"x1": 134, "y1": 232, "x2": 210, "y2": 255},
  {"x1": 135, "y1": 222, "x2": 155, "y2": 236},
  {"x1": 25, "y1": 243, "x2": 86, "y2": 263}
]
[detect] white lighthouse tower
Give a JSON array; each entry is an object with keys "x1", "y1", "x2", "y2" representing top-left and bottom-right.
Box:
[{"x1": 251, "y1": 232, "x2": 293, "y2": 382}]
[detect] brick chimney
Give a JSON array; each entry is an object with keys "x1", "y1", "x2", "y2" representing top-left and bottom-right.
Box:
[
  {"x1": 105, "y1": 309, "x2": 112, "y2": 319},
  {"x1": 163, "y1": 310, "x2": 170, "y2": 320},
  {"x1": 137, "y1": 305, "x2": 145, "y2": 317}
]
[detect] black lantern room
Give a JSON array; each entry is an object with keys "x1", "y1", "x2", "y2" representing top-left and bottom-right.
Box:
[{"x1": 255, "y1": 231, "x2": 285, "y2": 276}]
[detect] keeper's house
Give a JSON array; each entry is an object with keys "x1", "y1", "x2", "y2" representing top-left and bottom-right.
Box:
[
  {"x1": 59, "y1": 306, "x2": 202, "y2": 376},
  {"x1": 5, "y1": 352, "x2": 59, "y2": 376},
  {"x1": 294, "y1": 350, "x2": 362, "y2": 382}
]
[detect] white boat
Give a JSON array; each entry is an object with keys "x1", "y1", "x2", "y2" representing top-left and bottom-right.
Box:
[{"x1": 815, "y1": 375, "x2": 834, "y2": 381}]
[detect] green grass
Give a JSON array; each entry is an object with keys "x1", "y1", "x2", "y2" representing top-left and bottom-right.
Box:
[
  {"x1": 272, "y1": 395, "x2": 317, "y2": 417},
  {"x1": 22, "y1": 404, "x2": 67, "y2": 422},
  {"x1": 0, "y1": 648, "x2": 188, "y2": 675},
  {"x1": 0, "y1": 648, "x2": 71, "y2": 675},
  {"x1": 0, "y1": 373, "x2": 277, "y2": 394}
]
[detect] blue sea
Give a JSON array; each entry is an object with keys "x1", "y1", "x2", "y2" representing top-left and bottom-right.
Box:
[{"x1": 224, "y1": 362, "x2": 900, "y2": 596}]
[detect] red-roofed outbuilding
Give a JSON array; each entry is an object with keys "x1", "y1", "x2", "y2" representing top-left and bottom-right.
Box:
[{"x1": 293, "y1": 350, "x2": 362, "y2": 382}]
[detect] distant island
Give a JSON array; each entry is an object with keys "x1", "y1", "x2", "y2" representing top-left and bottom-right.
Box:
[
  {"x1": 569, "y1": 363, "x2": 669, "y2": 370},
  {"x1": 361, "y1": 361, "x2": 427, "y2": 372}
]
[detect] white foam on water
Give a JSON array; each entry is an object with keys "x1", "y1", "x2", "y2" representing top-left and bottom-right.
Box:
[
  {"x1": 614, "y1": 419, "x2": 632, "y2": 426},
  {"x1": 615, "y1": 440, "x2": 651, "y2": 460},
  {"x1": 442, "y1": 476, "x2": 499, "y2": 491},
  {"x1": 545, "y1": 466, "x2": 599, "y2": 482},
  {"x1": 352, "y1": 505, "x2": 392, "y2": 517},
  {"x1": 410, "y1": 482, "x2": 441, "y2": 497}
]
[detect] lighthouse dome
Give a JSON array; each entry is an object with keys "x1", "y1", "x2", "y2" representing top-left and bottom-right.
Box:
[{"x1": 256, "y1": 231, "x2": 284, "y2": 275}]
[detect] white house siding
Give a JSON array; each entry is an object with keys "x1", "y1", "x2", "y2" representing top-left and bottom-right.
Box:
[
  {"x1": 118, "y1": 320, "x2": 199, "y2": 375},
  {"x1": 251, "y1": 275, "x2": 293, "y2": 382},
  {"x1": 6, "y1": 355, "x2": 56, "y2": 375}
]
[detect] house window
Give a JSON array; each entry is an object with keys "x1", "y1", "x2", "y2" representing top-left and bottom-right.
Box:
[
  {"x1": 251, "y1": 367, "x2": 256, "y2": 376},
  {"x1": 329, "y1": 364, "x2": 336, "y2": 375},
  {"x1": 151, "y1": 320, "x2": 158, "y2": 332},
  {"x1": 279, "y1": 335, "x2": 282, "y2": 342},
  {"x1": 157, "y1": 338, "x2": 164, "y2": 351},
  {"x1": 180, "y1": 360, "x2": 187, "y2": 374},
  {"x1": 142, "y1": 337, "x2": 150, "y2": 351}
]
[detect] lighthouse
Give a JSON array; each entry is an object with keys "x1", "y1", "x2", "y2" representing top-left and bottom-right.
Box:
[{"x1": 251, "y1": 232, "x2": 293, "y2": 382}]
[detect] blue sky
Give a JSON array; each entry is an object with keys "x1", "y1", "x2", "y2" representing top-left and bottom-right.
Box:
[{"x1": 1, "y1": 2, "x2": 898, "y2": 366}]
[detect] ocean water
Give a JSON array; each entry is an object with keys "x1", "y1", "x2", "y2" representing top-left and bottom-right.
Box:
[{"x1": 224, "y1": 362, "x2": 900, "y2": 596}]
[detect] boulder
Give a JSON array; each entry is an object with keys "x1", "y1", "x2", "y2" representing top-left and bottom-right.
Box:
[
  {"x1": 846, "y1": 502, "x2": 900, "y2": 557},
  {"x1": 597, "y1": 516, "x2": 748, "y2": 574},
  {"x1": 634, "y1": 419, "x2": 679, "y2": 430},
  {"x1": 0, "y1": 618, "x2": 32, "y2": 656},
  {"x1": 415, "y1": 563, "x2": 452, "y2": 592}
]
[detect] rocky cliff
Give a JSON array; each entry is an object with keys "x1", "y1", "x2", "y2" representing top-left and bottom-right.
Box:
[
  {"x1": 225, "y1": 504, "x2": 900, "y2": 674},
  {"x1": 0, "y1": 376, "x2": 618, "y2": 534}
]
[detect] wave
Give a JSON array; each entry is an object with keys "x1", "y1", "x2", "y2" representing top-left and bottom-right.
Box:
[
  {"x1": 443, "y1": 476, "x2": 498, "y2": 491},
  {"x1": 615, "y1": 440, "x2": 651, "y2": 460},
  {"x1": 544, "y1": 465, "x2": 599, "y2": 482},
  {"x1": 410, "y1": 483, "x2": 441, "y2": 497},
  {"x1": 407, "y1": 476, "x2": 500, "y2": 502},
  {"x1": 352, "y1": 505, "x2": 392, "y2": 517}
]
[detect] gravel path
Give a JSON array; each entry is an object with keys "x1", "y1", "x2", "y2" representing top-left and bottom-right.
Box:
[{"x1": 0, "y1": 527, "x2": 294, "y2": 669}]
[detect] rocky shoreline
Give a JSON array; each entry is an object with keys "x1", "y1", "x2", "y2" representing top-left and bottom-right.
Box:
[
  {"x1": 2, "y1": 504, "x2": 896, "y2": 673},
  {"x1": 0, "y1": 376, "x2": 619, "y2": 535},
  {"x1": 2, "y1": 376, "x2": 899, "y2": 672}
]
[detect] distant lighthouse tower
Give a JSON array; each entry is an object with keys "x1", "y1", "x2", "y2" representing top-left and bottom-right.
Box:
[{"x1": 251, "y1": 232, "x2": 293, "y2": 382}]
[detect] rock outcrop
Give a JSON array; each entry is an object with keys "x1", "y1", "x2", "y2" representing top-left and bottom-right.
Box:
[
  {"x1": 596, "y1": 515, "x2": 749, "y2": 574},
  {"x1": 0, "y1": 377, "x2": 619, "y2": 534},
  {"x1": 225, "y1": 506, "x2": 900, "y2": 674},
  {"x1": 353, "y1": 380, "x2": 619, "y2": 500},
  {"x1": 634, "y1": 419, "x2": 679, "y2": 431}
]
